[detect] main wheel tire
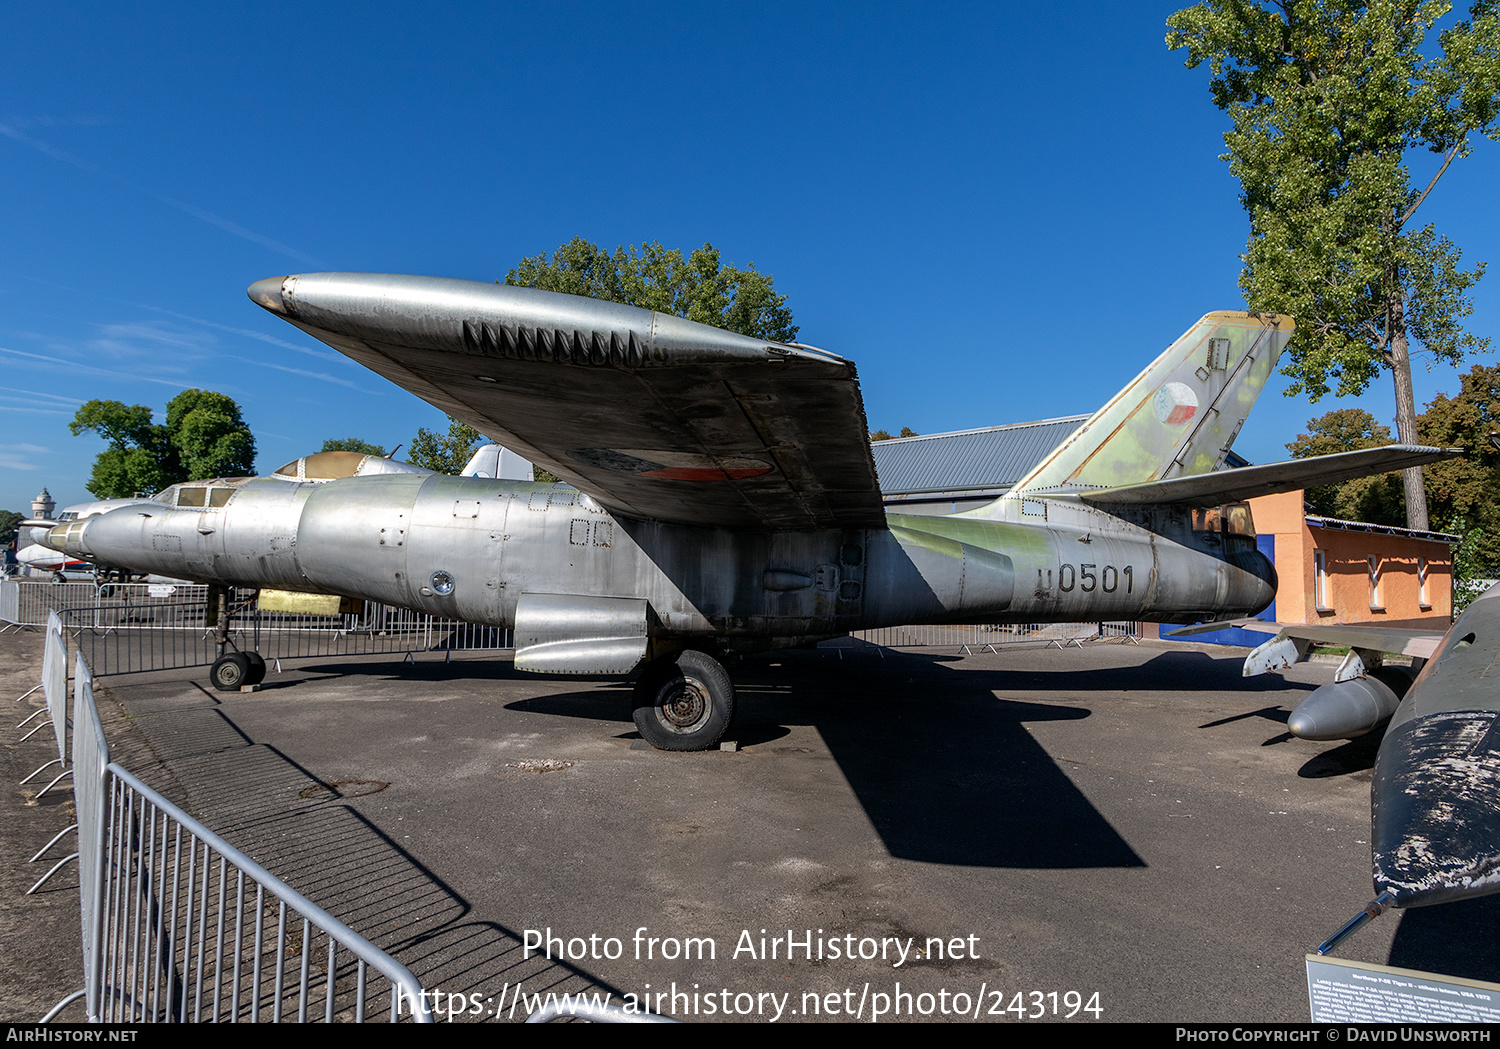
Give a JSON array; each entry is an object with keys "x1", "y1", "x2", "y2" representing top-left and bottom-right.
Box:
[
  {"x1": 243, "y1": 652, "x2": 267, "y2": 686},
  {"x1": 210, "y1": 653, "x2": 251, "y2": 691},
  {"x1": 632, "y1": 650, "x2": 735, "y2": 751}
]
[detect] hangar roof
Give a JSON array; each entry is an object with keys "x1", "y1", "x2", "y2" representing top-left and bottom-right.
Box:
[
  {"x1": 871, "y1": 415, "x2": 1090, "y2": 496},
  {"x1": 872, "y1": 417, "x2": 1255, "y2": 502}
]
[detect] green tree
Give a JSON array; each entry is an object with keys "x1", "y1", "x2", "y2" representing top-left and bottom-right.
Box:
[
  {"x1": 507, "y1": 238, "x2": 799, "y2": 342},
  {"x1": 320, "y1": 437, "x2": 387, "y2": 456},
  {"x1": 1168, "y1": 0, "x2": 1500, "y2": 530},
  {"x1": 1417, "y1": 363, "x2": 1500, "y2": 568},
  {"x1": 70, "y1": 390, "x2": 257, "y2": 497},
  {"x1": 0, "y1": 509, "x2": 23, "y2": 547},
  {"x1": 407, "y1": 416, "x2": 483, "y2": 474},
  {"x1": 69, "y1": 400, "x2": 168, "y2": 495},
  {"x1": 1452, "y1": 524, "x2": 1492, "y2": 609},
  {"x1": 1286, "y1": 408, "x2": 1407, "y2": 524},
  {"x1": 166, "y1": 390, "x2": 256, "y2": 482}
]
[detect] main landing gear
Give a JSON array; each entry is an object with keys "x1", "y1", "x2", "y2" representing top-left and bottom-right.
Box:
[{"x1": 632, "y1": 649, "x2": 735, "y2": 751}]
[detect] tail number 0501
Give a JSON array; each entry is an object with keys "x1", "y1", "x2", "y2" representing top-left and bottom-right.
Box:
[{"x1": 1058, "y1": 564, "x2": 1132, "y2": 594}]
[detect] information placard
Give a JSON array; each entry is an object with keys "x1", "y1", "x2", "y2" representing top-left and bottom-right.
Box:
[{"x1": 1307, "y1": 955, "x2": 1500, "y2": 1023}]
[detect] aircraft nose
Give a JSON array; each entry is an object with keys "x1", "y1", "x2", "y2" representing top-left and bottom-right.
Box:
[{"x1": 248, "y1": 276, "x2": 291, "y2": 315}]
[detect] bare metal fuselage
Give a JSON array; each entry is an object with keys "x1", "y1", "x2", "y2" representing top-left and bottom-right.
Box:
[{"x1": 60, "y1": 472, "x2": 1275, "y2": 639}]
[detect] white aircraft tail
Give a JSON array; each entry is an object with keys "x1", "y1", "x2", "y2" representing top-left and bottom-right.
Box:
[
  {"x1": 1009, "y1": 311, "x2": 1293, "y2": 497},
  {"x1": 462, "y1": 444, "x2": 535, "y2": 481}
]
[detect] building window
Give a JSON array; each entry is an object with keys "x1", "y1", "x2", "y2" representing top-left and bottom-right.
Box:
[
  {"x1": 1368, "y1": 556, "x2": 1383, "y2": 611},
  {"x1": 1315, "y1": 550, "x2": 1331, "y2": 612},
  {"x1": 1418, "y1": 557, "x2": 1430, "y2": 609}
]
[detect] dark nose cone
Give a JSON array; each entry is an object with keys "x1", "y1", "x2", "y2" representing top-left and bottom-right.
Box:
[
  {"x1": 248, "y1": 276, "x2": 291, "y2": 315},
  {"x1": 1373, "y1": 712, "x2": 1500, "y2": 907}
]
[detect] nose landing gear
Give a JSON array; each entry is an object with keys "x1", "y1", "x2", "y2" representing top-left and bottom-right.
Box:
[
  {"x1": 204, "y1": 584, "x2": 266, "y2": 690},
  {"x1": 209, "y1": 650, "x2": 266, "y2": 690}
]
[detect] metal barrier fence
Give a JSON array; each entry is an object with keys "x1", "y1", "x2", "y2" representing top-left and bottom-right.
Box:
[
  {"x1": 15, "y1": 586, "x2": 1138, "y2": 1022},
  {"x1": 42, "y1": 613, "x2": 69, "y2": 762},
  {"x1": 1, "y1": 578, "x2": 103, "y2": 629},
  {"x1": 19, "y1": 613, "x2": 77, "y2": 900},
  {"x1": 63, "y1": 651, "x2": 433, "y2": 1022},
  {"x1": 49, "y1": 586, "x2": 514, "y2": 677},
  {"x1": 10, "y1": 580, "x2": 1140, "y2": 683},
  {"x1": 852, "y1": 620, "x2": 1139, "y2": 649},
  {"x1": 17, "y1": 612, "x2": 73, "y2": 802}
]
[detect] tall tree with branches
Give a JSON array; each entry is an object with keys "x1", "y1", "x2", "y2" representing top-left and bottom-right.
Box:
[{"x1": 1168, "y1": 0, "x2": 1500, "y2": 529}]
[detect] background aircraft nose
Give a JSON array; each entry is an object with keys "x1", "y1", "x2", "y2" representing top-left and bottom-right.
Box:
[
  {"x1": 40, "y1": 522, "x2": 71, "y2": 554},
  {"x1": 247, "y1": 276, "x2": 290, "y2": 314}
]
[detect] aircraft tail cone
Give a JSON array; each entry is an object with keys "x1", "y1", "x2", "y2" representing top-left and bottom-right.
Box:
[{"x1": 1372, "y1": 711, "x2": 1500, "y2": 907}]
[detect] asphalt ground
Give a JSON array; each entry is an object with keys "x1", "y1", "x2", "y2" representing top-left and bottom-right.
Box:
[{"x1": 6, "y1": 632, "x2": 1500, "y2": 1023}]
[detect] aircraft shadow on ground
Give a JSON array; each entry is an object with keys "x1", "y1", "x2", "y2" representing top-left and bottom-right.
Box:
[
  {"x1": 1296, "y1": 733, "x2": 1380, "y2": 778},
  {"x1": 497, "y1": 647, "x2": 1145, "y2": 868},
  {"x1": 745, "y1": 648, "x2": 1197, "y2": 869},
  {"x1": 377, "y1": 645, "x2": 1304, "y2": 871},
  {"x1": 198, "y1": 645, "x2": 1308, "y2": 874},
  {"x1": 105, "y1": 650, "x2": 1500, "y2": 997},
  {"x1": 1388, "y1": 895, "x2": 1500, "y2": 985},
  {"x1": 754, "y1": 647, "x2": 1312, "y2": 868}
]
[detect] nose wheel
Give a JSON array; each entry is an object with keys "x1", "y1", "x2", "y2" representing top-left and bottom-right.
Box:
[
  {"x1": 209, "y1": 651, "x2": 266, "y2": 690},
  {"x1": 632, "y1": 649, "x2": 735, "y2": 751}
]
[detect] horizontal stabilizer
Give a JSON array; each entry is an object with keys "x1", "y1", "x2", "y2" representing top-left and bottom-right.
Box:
[{"x1": 1078, "y1": 444, "x2": 1462, "y2": 507}]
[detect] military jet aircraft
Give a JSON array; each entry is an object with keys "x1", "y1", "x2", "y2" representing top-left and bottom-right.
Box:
[
  {"x1": 39, "y1": 273, "x2": 1460, "y2": 751},
  {"x1": 1174, "y1": 589, "x2": 1500, "y2": 948}
]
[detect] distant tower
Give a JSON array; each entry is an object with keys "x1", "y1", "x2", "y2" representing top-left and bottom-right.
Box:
[{"x1": 31, "y1": 488, "x2": 55, "y2": 521}]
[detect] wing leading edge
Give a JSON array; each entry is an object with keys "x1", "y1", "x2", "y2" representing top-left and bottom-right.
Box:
[{"x1": 249, "y1": 273, "x2": 885, "y2": 531}]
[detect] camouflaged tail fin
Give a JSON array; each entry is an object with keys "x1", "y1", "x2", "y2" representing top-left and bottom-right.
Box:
[{"x1": 1009, "y1": 312, "x2": 1293, "y2": 497}]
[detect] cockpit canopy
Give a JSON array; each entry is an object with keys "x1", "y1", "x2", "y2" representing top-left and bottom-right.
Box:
[
  {"x1": 271, "y1": 451, "x2": 432, "y2": 482},
  {"x1": 152, "y1": 479, "x2": 251, "y2": 508}
]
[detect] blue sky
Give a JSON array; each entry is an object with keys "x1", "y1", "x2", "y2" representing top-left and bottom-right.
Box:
[{"x1": 4, "y1": 3, "x2": 1497, "y2": 513}]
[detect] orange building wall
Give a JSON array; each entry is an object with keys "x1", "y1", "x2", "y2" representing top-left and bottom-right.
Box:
[{"x1": 1247, "y1": 490, "x2": 1452, "y2": 627}]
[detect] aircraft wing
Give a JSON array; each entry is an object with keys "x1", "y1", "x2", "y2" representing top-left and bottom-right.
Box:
[
  {"x1": 249, "y1": 273, "x2": 886, "y2": 531},
  {"x1": 1169, "y1": 617, "x2": 1448, "y2": 658},
  {"x1": 1265, "y1": 621, "x2": 1448, "y2": 660},
  {"x1": 1077, "y1": 445, "x2": 1463, "y2": 507}
]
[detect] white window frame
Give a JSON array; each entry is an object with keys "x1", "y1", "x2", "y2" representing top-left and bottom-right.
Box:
[{"x1": 1314, "y1": 550, "x2": 1331, "y2": 612}]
